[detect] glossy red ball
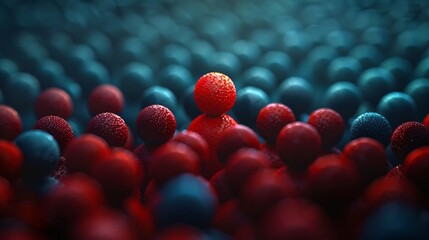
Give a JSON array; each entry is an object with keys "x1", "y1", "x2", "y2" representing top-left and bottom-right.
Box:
[
  {"x1": 307, "y1": 108, "x2": 345, "y2": 149},
  {"x1": 136, "y1": 105, "x2": 176, "y2": 146},
  {"x1": 257, "y1": 103, "x2": 296, "y2": 145}
]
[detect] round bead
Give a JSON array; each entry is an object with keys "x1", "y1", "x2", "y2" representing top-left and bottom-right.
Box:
[
  {"x1": 307, "y1": 108, "x2": 345, "y2": 150},
  {"x1": 3, "y1": 73, "x2": 40, "y2": 112},
  {"x1": 390, "y1": 122, "x2": 429, "y2": 163},
  {"x1": 350, "y1": 112, "x2": 392, "y2": 147},
  {"x1": 0, "y1": 140, "x2": 23, "y2": 182},
  {"x1": 136, "y1": 105, "x2": 176, "y2": 146},
  {"x1": 35, "y1": 88, "x2": 73, "y2": 119},
  {"x1": 0, "y1": 105, "x2": 22, "y2": 140},
  {"x1": 88, "y1": 84, "x2": 124, "y2": 116},
  {"x1": 405, "y1": 78, "x2": 429, "y2": 119},
  {"x1": 278, "y1": 77, "x2": 314, "y2": 117},
  {"x1": 357, "y1": 68, "x2": 395, "y2": 105},
  {"x1": 33, "y1": 115, "x2": 74, "y2": 153},
  {"x1": 217, "y1": 124, "x2": 260, "y2": 163},
  {"x1": 257, "y1": 103, "x2": 296, "y2": 145},
  {"x1": 233, "y1": 87, "x2": 269, "y2": 129},
  {"x1": 86, "y1": 112, "x2": 128, "y2": 147},
  {"x1": 376, "y1": 92, "x2": 417, "y2": 129},
  {"x1": 323, "y1": 81, "x2": 362, "y2": 121},
  {"x1": 171, "y1": 130, "x2": 209, "y2": 162},
  {"x1": 403, "y1": 146, "x2": 429, "y2": 193}
]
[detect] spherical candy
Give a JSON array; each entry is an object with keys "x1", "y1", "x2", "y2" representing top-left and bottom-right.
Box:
[
  {"x1": 233, "y1": 87, "x2": 269, "y2": 129},
  {"x1": 405, "y1": 78, "x2": 429, "y2": 119},
  {"x1": 171, "y1": 130, "x2": 209, "y2": 162},
  {"x1": 390, "y1": 122, "x2": 429, "y2": 162},
  {"x1": 194, "y1": 72, "x2": 236, "y2": 116},
  {"x1": 357, "y1": 68, "x2": 396, "y2": 105},
  {"x1": 64, "y1": 134, "x2": 111, "y2": 174},
  {"x1": 3, "y1": 73, "x2": 40, "y2": 112},
  {"x1": 162, "y1": 44, "x2": 192, "y2": 68},
  {"x1": 307, "y1": 108, "x2": 345, "y2": 150},
  {"x1": 376, "y1": 92, "x2": 417, "y2": 129},
  {"x1": 381, "y1": 57, "x2": 413, "y2": 91},
  {"x1": 259, "y1": 51, "x2": 294, "y2": 81},
  {"x1": 86, "y1": 112, "x2": 128, "y2": 147},
  {"x1": 119, "y1": 62, "x2": 154, "y2": 103},
  {"x1": 33, "y1": 115, "x2": 74, "y2": 153},
  {"x1": 159, "y1": 65, "x2": 193, "y2": 100},
  {"x1": 240, "y1": 67, "x2": 276, "y2": 95},
  {"x1": 88, "y1": 84, "x2": 124, "y2": 116},
  {"x1": 153, "y1": 173, "x2": 217, "y2": 228},
  {"x1": 362, "y1": 27, "x2": 391, "y2": 51},
  {"x1": 136, "y1": 105, "x2": 176, "y2": 146},
  {"x1": 35, "y1": 88, "x2": 73, "y2": 119},
  {"x1": 350, "y1": 112, "x2": 392, "y2": 147},
  {"x1": 210, "y1": 169, "x2": 233, "y2": 203},
  {"x1": 278, "y1": 77, "x2": 314, "y2": 117},
  {"x1": 342, "y1": 138, "x2": 388, "y2": 186},
  {"x1": 0, "y1": 140, "x2": 23, "y2": 182},
  {"x1": 231, "y1": 40, "x2": 261, "y2": 70},
  {"x1": 0, "y1": 58, "x2": 18, "y2": 89},
  {"x1": 224, "y1": 148, "x2": 271, "y2": 193},
  {"x1": 0, "y1": 105, "x2": 22, "y2": 140},
  {"x1": 403, "y1": 146, "x2": 429, "y2": 193},
  {"x1": 15, "y1": 130, "x2": 60, "y2": 179},
  {"x1": 33, "y1": 58, "x2": 64, "y2": 90},
  {"x1": 141, "y1": 86, "x2": 177, "y2": 111},
  {"x1": 323, "y1": 81, "x2": 362, "y2": 121},
  {"x1": 75, "y1": 61, "x2": 108, "y2": 97},
  {"x1": 212, "y1": 52, "x2": 241, "y2": 80},
  {"x1": 304, "y1": 45, "x2": 337, "y2": 84},
  {"x1": 150, "y1": 142, "x2": 200, "y2": 186},
  {"x1": 415, "y1": 57, "x2": 429, "y2": 78},
  {"x1": 327, "y1": 56, "x2": 362, "y2": 83},
  {"x1": 276, "y1": 122, "x2": 322, "y2": 171},
  {"x1": 217, "y1": 125, "x2": 260, "y2": 163},
  {"x1": 350, "y1": 44, "x2": 382, "y2": 70},
  {"x1": 256, "y1": 103, "x2": 296, "y2": 145},
  {"x1": 187, "y1": 114, "x2": 237, "y2": 178}
]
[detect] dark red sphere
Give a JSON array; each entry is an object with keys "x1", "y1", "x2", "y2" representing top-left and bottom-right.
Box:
[
  {"x1": 217, "y1": 124, "x2": 260, "y2": 163},
  {"x1": 390, "y1": 121, "x2": 429, "y2": 162},
  {"x1": 0, "y1": 140, "x2": 23, "y2": 182},
  {"x1": 86, "y1": 112, "x2": 128, "y2": 147},
  {"x1": 0, "y1": 105, "x2": 22, "y2": 141},
  {"x1": 194, "y1": 72, "x2": 236, "y2": 116},
  {"x1": 209, "y1": 169, "x2": 233, "y2": 203},
  {"x1": 256, "y1": 103, "x2": 296, "y2": 145},
  {"x1": 307, "y1": 108, "x2": 345, "y2": 149},
  {"x1": 403, "y1": 146, "x2": 429, "y2": 194},
  {"x1": 171, "y1": 130, "x2": 209, "y2": 162},
  {"x1": 276, "y1": 122, "x2": 322, "y2": 171},
  {"x1": 0, "y1": 177, "x2": 13, "y2": 214},
  {"x1": 423, "y1": 114, "x2": 429, "y2": 129},
  {"x1": 136, "y1": 105, "x2": 176, "y2": 146},
  {"x1": 33, "y1": 115, "x2": 74, "y2": 152},
  {"x1": 35, "y1": 88, "x2": 73, "y2": 119},
  {"x1": 88, "y1": 84, "x2": 124, "y2": 116}
]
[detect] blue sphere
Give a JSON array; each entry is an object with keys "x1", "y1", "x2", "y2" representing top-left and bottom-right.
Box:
[
  {"x1": 350, "y1": 44, "x2": 383, "y2": 70},
  {"x1": 3, "y1": 73, "x2": 40, "y2": 112},
  {"x1": 120, "y1": 62, "x2": 154, "y2": 103},
  {"x1": 212, "y1": 52, "x2": 241, "y2": 80},
  {"x1": 15, "y1": 130, "x2": 60, "y2": 179},
  {"x1": 381, "y1": 57, "x2": 413, "y2": 91},
  {"x1": 350, "y1": 112, "x2": 392, "y2": 147},
  {"x1": 34, "y1": 58, "x2": 64, "y2": 90},
  {"x1": 327, "y1": 56, "x2": 362, "y2": 84},
  {"x1": 0, "y1": 58, "x2": 18, "y2": 89},
  {"x1": 259, "y1": 51, "x2": 294, "y2": 81},
  {"x1": 231, "y1": 40, "x2": 261, "y2": 70},
  {"x1": 233, "y1": 87, "x2": 269, "y2": 129},
  {"x1": 141, "y1": 86, "x2": 177, "y2": 111},
  {"x1": 240, "y1": 67, "x2": 276, "y2": 95},
  {"x1": 163, "y1": 44, "x2": 192, "y2": 69},
  {"x1": 415, "y1": 57, "x2": 429, "y2": 79},
  {"x1": 154, "y1": 173, "x2": 217, "y2": 229},
  {"x1": 376, "y1": 92, "x2": 417, "y2": 129},
  {"x1": 76, "y1": 61, "x2": 109, "y2": 97},
  {"x1": 305, "y1": 46, "x2": 337, "y2": 85},
  {"x1": 182, "y1": 85, "x2": 202, "y2": 120},
  {"x1": 324, "y1": 81, "x2": 363, "y2": 121},
  {"x1": 278, "y1": 77, "x2": 314, "y2": 118},
  {"x1": 357, "y1": 68, "x2": 396, "y2": 106},
  {"x1": 160, "y1": 64, "x2": 193, "y2": 100},
  {"x1": 405, "y1": 78, "x2": 429, "y2": 119}
]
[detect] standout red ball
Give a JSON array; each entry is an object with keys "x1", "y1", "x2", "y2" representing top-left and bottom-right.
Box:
[
  {"x1": 86, "y1": 112, "x2": 128, "y2": 147},
  {"x1": 136, "y1": 105, "x2": 176, "y2": 146},
  {"x1": 35, "y1": 88, "x2": 73, "y2": 119},
  {"x1": 307, "y1": 108, "x2": 345, "y2": 149},
  {"x1": 403, "y1": 146, "x2": 429, "y2": 193},
  {"x1": 257, "y1": 103, "x2": 296, "y2": 145},
  {"x1": 33, "y1": 115, "x2": 74, "y2": 152},
  {"x1": 194, "y1": 72, "x2": 236, "y2": 116},
  {"x1": 0, "y1": 140, "x2": 23, "y2": 182},
  {"x1": 217, "y1": 124, "x2": 260, "y2": 163},
  {"x1": 0, "y1": 105, "x2": 22, "y2": 141},
  {"x1": 390, "y1": 121, "x2": 429, "y2": 162},
  {"x1": 88, "y1": 84, "x2": 124, "y2": 116}
]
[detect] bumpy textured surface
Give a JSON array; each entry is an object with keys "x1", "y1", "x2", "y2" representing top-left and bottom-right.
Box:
[
  {"x1": 136, "y1": 105, "x2": 176, "y2": 146},
  {"x1": 88, "y1": 84, "x2": 124, "y2": 116},
  {"x1": 0, "y1": 105, "x2": 22, "y2": 141},
  {"x1": 33, "y1": 115, "x2": 74, "y2": 152},
  {"x1": 217, "y1": 124, "x2": 260, "y2": 163},
  {"x1": 86, "y1": 112, "x2": 128, "y2": 147},
  {"x1": 194, "y1": 72, "x2": 236, "y2": 116},
  {"x1": 350, "y1": 112, "x2": 392, "y2": 147},
  {"x1": 257, "y1": 103, "x2": 296, "y2": 145},
  {"x1": 390, "y1": 122, "x2": 429, "y2": 162},
  {"x1": 35, "y1": 88, "x2": 73, "y2": 119},
  {"x1": 307, "y1": 108, "x2": 345, "y2": 150}
]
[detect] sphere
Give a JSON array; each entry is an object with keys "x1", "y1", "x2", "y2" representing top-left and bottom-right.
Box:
[
  {"x1": 86, "y1": 112, "x2": 128, "y2": 147},
  {"x1": 233, "y1": 87, "x2": 269, "y2": 129},
  {"x1": 240, "y1": 67, "x2": 276, "y2": 95},
  {"x1": 88, "y1": 84, "x2": 124, "y2": 116},
  {"x1": 307, "y1": 108, "x2": 345, "y2": 150},
  {"x1": 376, "y1": 92, "x2": 417, "y2": 129},
  {"x1": 381, "y1": 57, "x2": 413, "y2": 91},
  {"x1": 390, "y1": 122, "x2": 429, "y2": 163},
  {"x1": 278, "y1": 77, "x2": 314, "y2": 117},
  {"x1": 217, "y1": 124, "x2": 260, "y2": 163},
  {"x1": 259, "y1": 51, "x2": 294, "y2": 81},
  {"x1": 171, "y1": 130, "x2": 209, "y2": 163},
  {"x1": 35, "y1": 88, "x2": 73, "y2": 119},
  {"x1": 0, "y1": 105, "x2": 22, "y2": 140},
  {"x1": 350, "y1": 112, "x2": 392, "y2": 147},
  {"x1": 141, "y1": 86, "x2": 177, "y2": 111},
  {"x1": 257, "y1": 103, "x2": 296, "y2": 145},
  {"x1": 415, "y1": 57, "x2": 429, "y2": 78},
  {"x1": 350, "y1": 44, "x2": 382, "y2": 70},
  {"x1": 194, "y1": 72, "x2": 236, "y2": 116},
  {"x1": 119, "y1": 62, "x2": 154, "y2": 103},
  {"x1": 327, "y1": 56, "x2": 362, "y2": 83},
  {"x1": 357, "y1": 68, "x2": 395, "y2": 105},
  {"x1": 403, "y1": 146, "x2": 429, "y2": 193},
  {"x1": 33, "y1": 115, "x2": 74, "y2": 153},
  {"x1": 324, "y1": 81, "x2": 362, "y2": 121},
  {"x1": 3, "y1": 73, "x2": 40, "y2": 112},
  {"x1": 405, "y1": 78, "x2": 429, "y2": 119},
  {"x1": 136, "y1": 105, "x2": 176, "y2": 146},
  {"x1": 159, "y1": 65, "x2": 193, "y2": 100},
  {"x1": 0, "y1": 140, "x2": 23, "y2": 182}
]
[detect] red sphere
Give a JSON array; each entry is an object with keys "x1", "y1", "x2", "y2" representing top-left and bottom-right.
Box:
[
  {"x1": 257, "y1": 103, "x2": 296, "y2": 145},
  {"x1": 342, "y1": 138, "x2": 388, "y2": 186},
  {"x1": 194, "y1": 72, "x2": 236, "y2": 116},
  {"x1": 171, "y1": 130, "x2": 209, "y2": 162},
  {"x1": 136, "y1": 105, "x2": 176, "y2": 146},
  {"x1": 390, "y1": 121, "x2": 429, "y2": 162},
  {"x1": 276, "y1": 122, "x2": 322, "y2": 171},
  {"x1": 424, "y1": 114, "x2": 429, "y2": 129},
  {"x1": 86, "y1": 112, "x2": 128, "y2": 147},
  {"x1": 0, "y1": 105, "x2": 22, "y2": 140},
  {"x1": 217, "y1": 124, "x2": 260, "y2": 163},
  {"x1": 0, "y1": 177, "x2": 13, "y2": 214},
  {"x1": 33, "y1": 115, "x2": 74, "y2": 152},
  {"x1": 307, "y1": 108, "x2": 345, "y2": 149},
  {"x1": 123, "y1": 198, "x2": 155, "y2": 239},
  {"x1": 260, "y1": 143, "x2": 284, "y2": 168},
  {"x1": 149, "y1": 142, "x2": 200, "y2": 186},
  {"x1": 188, "y1": 114, "x2": 237, "y2": 178},
  {"x1": 209, "y1": 169, "x2": 233, "y2": 203},
  {"x1": 35, "y1": 88, "x2": 73, "y2": 119},
  {"x1": 64, "y1": 134, "x2": 111, "y2": 174},
  {"x1": 0, "y1": 140, "x2": 23, "y2": 182},
  {"x1": 88, "y1": 84, "x2": 124, "y2": 116},
  {"x1": 133, "y1": 143, "x2": 158, "y2": 189},
  {"x1": 403, "y1": 146, "x2": 429, "y2": 193}
]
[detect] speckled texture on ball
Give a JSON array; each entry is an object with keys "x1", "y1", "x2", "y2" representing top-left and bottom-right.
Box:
[
  {"x1": 350, "y1": 112, "x2": 392, "y2": 147},
  {"x1": 86, "y1": 112, "x2": 128, "y2": 147},
  {"x1": 307, "y1": 108, "x2": 345, "y2": 150},
  {"x1": 390, "y1": 122, "x2": 429, "y2": 162},
  {"x1": 33, "y1": 115, "x2": 74, "y2": 152},
  {"x1": 136, "y1": 105, "x2": 176, "y2": 146},
  {"x1": 257, "y1": 103, "x2": 296, "y2": 145}
]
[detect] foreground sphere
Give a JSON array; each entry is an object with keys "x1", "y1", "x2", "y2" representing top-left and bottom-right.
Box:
[{"x1": 350, "y1": 112, "x2": 392, "y2": 147}]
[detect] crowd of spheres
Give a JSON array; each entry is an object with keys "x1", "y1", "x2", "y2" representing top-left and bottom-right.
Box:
[{"x1": 1, "y1": 0, "x2": 429, "y2": 239}]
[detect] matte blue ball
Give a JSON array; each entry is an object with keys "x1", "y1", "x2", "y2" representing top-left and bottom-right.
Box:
[
  {"x1": 259, "y1": 51, "x2": 294, "y2": 81},
  {"x1": 231, "y1": 40, "x2": 261, "y2": 69},
  {"x1": 327, "y1": 57, "x2": 362, "y2": 84},
  {"x1": 381, "y1": 57, "x2": 413, "y2": 91},
  {"x1": 405, "y1": 78, "x2": 429, "y2": 119},
  {"x1": 233, "y1": 87, "x2": 269, "y2": 129},
  {"x1": 54, "y1": 76, "x2": 82, "y2": 102},
  {"x1": 357, "y1": 68, "x2": 395, "y2": 105},
  {"x1": 240, "y1": 67, "x2": 276, "y2": 95},
  {"x1": 76, "y1": 61, "x2": 109, "y2": 97},
  {"x1": 160, "y1": 65, "x2": 193, "y2": 100},
  {"x1": 188, "y1": 39, "x2": 215, "y2": 76},
  {"x1": 324, "y1": 82, "x2": 362, "y2": 121},
  {"x1": 278, "y1": 77, "x2": 314, "y2": 117},
  {"x1": 15, "y1": 130, "x2": 60, "y2": 179},
  {"x1": 120, "y1": 62, "x2": 154, "y2": 103},
  {"x1": 325, "y1": 30, "x2": 355, "y2": 55},
  {"x1": 3, "y1": 73, "x2": 40, "y2": 112},
  {"x1": 154, "y1": 173, "x2": 217, "y2": 229},
  {"x1": 141, "y1": 86, "x2": 177, "y2": 111},
  {"x1": 350, "y1": 112, "x2": 392, "y2": 147},
  {"x1": 350, "y1": 44, "x2": 383, "y2": 70},
  {"x1": 117, "y1": 37, "x2": 149, "y2": 66},
  {"x1": 376, "y1": 92, "x2": 417, "y2": 129},
  {"x1": 282, "y1": 31, "x2": 310, "y2": 63},
  {"x1": 163, "y1": 44, "x2": 192, "y2": 68},
  {"x1": 362, "y1": 27, "x2": 391, "y2": 51}
]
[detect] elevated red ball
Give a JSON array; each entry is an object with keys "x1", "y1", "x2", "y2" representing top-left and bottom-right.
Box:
[
  {"x1": 33, "y1": 115, "x2": 74, "y2": 152},
  {"x1": 217, "y1": 124, "x2": 260, "y2": 163},
  {"x1": 257, "y1": 103, "x2": 296, "y2": 145},
  {"x1": 88, "y1": 84, "x2": 124, "y2": 116},
  {"x1": 35, "y1": 88, "x2": 73, "y2": 119},
  {"x1": 0, "y1": 105, "x2": 22, "y2": 141},
  {"x1": 86, "y1": 112, "x2": 128, "y2": 147},
  {"x1": 136, "y1": 105, "x2": 176, "y2": 146},
  {"x1": 307, "y1": 108, "x2": 345, "y2": 149},
  {"x1": 390, "y1": 121, "x2": 429, "y2": 162}
]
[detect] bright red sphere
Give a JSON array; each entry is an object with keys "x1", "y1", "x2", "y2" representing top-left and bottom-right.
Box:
[
  {"x1": 257, "y1": 103, "x2": 296, "y2": 145},
  {"x1": 33, "y1": 115, "x2": 74, "y2": 152},
  {"x1": 194, "y1": 72, "x2": 236, "y2": 116},
  {"x1": 0, "y1": 105, "x2": 22, "y2": 141},
  {"x1": 217, "y1": 124, "x2": 260, "y2": 163},
  {"x1": 276, "y1": 122, "x2": 322, "y2": 171},
  {"x1": 403, "y1": 146, "x2": 429, "y2": 193},
  {"x1": 136, "y1": 105, "x2": 176, "y2": 146},
  {"x1": 0, "y1": 140, "x2": 23, "y2": 182},
  {"x1": 86, "y1": 112, "x2": 128, "y2": 147},
  {"x1": 390, "y1": 121, "x2": 429, "y2": 162},
  {"x1": 35, "y1": 88, "x2": 73, "y2": 119},
  {"x1": 307, "y1": 108, "x2": 345, "y2": 149},
  {"x1": 88, "y1": 84, "x2": 124, "y2": 116}
]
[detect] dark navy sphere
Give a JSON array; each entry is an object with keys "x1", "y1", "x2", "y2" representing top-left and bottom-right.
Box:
[
  {"x1": 324, "y1": 82, "x2": 363, "y2": 121},
  {"x1": 377, "y1": 92, "x2": 417, "y2": 129},
  {"x1": 34, "y1": 59, "x2": 64, "y2": 90},
  {"x1": 3, "y1": 73, "x2": 40, "y2": 112},
  {"x1": 160, "y1": 65, "x2": 193, "y2": 100},
  {"x1": 350, "y1": 112, "x2": 392, "y2": 147},
  {"x1": 327, "y1": 57, "x2": 362, "y2": 84},
  {"x1": 233, "y1": 87, "x2": 269, "y2": 129},
  {"x1": 357, "y1": 68, "x2": 396, "y2": 106},
  {"x1": 120, "y1": 62, "x2": 154, "y2": 103},
  {"x1": 405, "y1": 78, "x2": 429, "y2": 120},
  {"x1": 278, "y1": 77, "x2": 314, "y2": 118},
  {"x1": 141, "y1": 86, "x2": 177, "y2": 111},
  {"x1": 240, "y1": 67, "x2": 276, "y2": 95}
]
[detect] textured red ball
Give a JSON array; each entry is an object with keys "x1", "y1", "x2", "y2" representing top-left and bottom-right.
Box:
[
  {"x1": 390, "y1": 121, "x2": 429, "y2": 162},
  {"x1": 88, "y1": 84, "x2": 124, "y2": 116},
  {"x1": 171, "y1": 130, "x2": 209, "y2": 162},
  {"x1": 0, "y1": 105, "x2": 22, "y2": 141},
  {"x1": 136, "y1": 105, "x2": 176, "y2": 146},
  {"x1": 35, "y1": 88, "x2": 73, "y2": 119},
  {"x1": 257, "y1": 103, "x2": 296, "y2": 145},
  {"x1": 194, "y1": 72, "x2": 236, "y2": 116},
  {"x1": 0, "y1": 140, "x2": 23, "y2": 182},
  {"x1": 276, "y1": 122, "x2": 322, "y2": 171},
  {"x1": 64, "y1": 134, "x2": 111, "y2": 174},
  {"x1": 33, "y1": 115, "x2": 74, "y2": 152},
  {"x1": 342, "y1": 138, "x2": 388, "y2": 186},
  {"x1": 149, "y1": 142, "x2": 200, "y2": 186},
  {"x1": 188, "y1": 114, "x2": 237, "y2": 178},
  {"x1": 86, "y1": 112, "x2": 128, "y2": 147},
  {"x1": 307, "y1": 108, "x2": 345, "y2": 149},
  {"x1": 217, "y1": 124, "x2": 260, "y2": 163},
  {"x1": 403, "y1": 146, "x2": 429, "y2": 193}
]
